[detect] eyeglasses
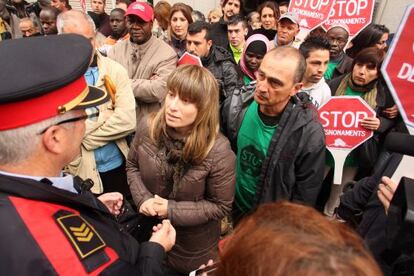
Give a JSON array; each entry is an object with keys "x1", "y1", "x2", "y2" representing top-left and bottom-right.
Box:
[{"x1": 37, "y1": 109, "x2": 99, "y2": 135}]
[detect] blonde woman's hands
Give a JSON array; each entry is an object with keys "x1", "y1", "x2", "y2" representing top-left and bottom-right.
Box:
[
  {"x1": 154, "y1": 195, "x2": 168, "y2": 219},
  {"x1": 139, "y1": 198, "x2": 158, "y2": 216}
]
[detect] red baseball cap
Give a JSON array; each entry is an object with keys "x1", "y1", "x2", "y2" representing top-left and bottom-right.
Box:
[{"x1": 125, "y1": 2, "x2": 154, "y2": 22}]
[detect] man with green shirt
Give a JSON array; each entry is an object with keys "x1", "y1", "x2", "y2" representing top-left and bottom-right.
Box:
[
  {"x1": 227, "y1": 15, "x2": 247, "y2": 64},
  {"x1": 223, "y1": 46, "x2": 326, "y2": 223},
  {"x1": 324, "y1": 25, "x2": 353, "y2": 81}
]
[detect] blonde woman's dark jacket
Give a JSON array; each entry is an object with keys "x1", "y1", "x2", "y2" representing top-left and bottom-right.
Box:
[{"x1": 126, "y1": 118, "x2": 236, "y2": 274}]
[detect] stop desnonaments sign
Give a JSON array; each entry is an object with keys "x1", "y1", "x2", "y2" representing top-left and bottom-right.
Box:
[
  {"x1": 318, "y1": 96, "x2": 375, "y2": 184},
  {"x1": 382, "y1": 3, "x2": 414, "y2": 133}
]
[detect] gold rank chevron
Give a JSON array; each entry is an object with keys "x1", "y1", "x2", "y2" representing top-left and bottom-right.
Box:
[{"x1": 70, "y1": 223, "x2": 94, "y2": 242}]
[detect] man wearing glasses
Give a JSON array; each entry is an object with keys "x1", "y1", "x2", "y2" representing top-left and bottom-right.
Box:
[
  {"x1": 0, "y1": 34, "x2": 175, "y2": 275},
  {"x1": 223, "y1": 47, "x2": 326, "y2": 224}
]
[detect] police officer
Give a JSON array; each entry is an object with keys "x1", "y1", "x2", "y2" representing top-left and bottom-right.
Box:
[{"x1": 0, "y1": 34, "x2": 175, "y2": 275}]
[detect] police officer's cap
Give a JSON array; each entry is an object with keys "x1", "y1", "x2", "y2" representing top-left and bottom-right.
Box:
[{"x1": 0, "y1": 34, "x2": 108, "y2": 130}]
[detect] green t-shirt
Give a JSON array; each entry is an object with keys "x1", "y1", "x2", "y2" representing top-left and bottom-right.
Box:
[
  {"x1": 243, "y1": 74, "x2": 252, "y2": 86},
  {"x1": 235, "y1": 101, "x2": 277, "y2": 213},
  {"x1": 324, "y1": 61, "x2": 339, "y2": 81}
]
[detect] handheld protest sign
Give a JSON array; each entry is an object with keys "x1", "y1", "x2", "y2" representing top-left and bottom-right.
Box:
[
  {"x1": 318, "y1": 96, "x2": 375, "y2": 184},
  {"x1": 177, "y1": 52, "x2": 203, "y2": 67},
  {"x1": 288, "y1": 0, "x2": 336, "y2": 31},
  {"x1": 381, "y1": 3, "x2": 414, "y2": 136},
  {"x1": 322, "y1": 0, "x2": 375, "y2": 38}
]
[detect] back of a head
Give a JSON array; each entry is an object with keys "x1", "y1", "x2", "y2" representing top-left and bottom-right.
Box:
[
  {"x1": 57, "y1": 10, "x2": 96, "y2": 34},
  {"x1": 154, "y1": 1, "x2": 171, "y2": 30},
  {"x1": 266, "y1": 46, "x2": 306, "y2": 83},
  {"x1": 192, "y1": 10, "x2": 206, "y2": 23},
  {"x1": 216, "y1": 201, "x2": 382, "y2": 276}
]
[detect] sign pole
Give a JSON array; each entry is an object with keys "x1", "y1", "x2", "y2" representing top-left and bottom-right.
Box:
[{"x1": 328, "y1": 149, "x2": 351, "y2": 185}]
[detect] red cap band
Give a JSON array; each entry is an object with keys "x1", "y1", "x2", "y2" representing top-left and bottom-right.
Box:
[{"x1": 0, "y1": 77, "x2": 88, "y2": 131}]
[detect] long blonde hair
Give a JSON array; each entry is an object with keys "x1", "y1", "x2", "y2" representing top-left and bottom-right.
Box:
[{"x1": 149, "y1": 65, "x2": 220, "y2": 164}]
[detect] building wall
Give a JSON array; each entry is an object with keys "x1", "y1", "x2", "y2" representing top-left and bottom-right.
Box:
[
  {"x1": 153, "y1": 0, "x2": 221, "y2": 18},
  {"x1": 34, "y1": 0, "x2": 413, "y2": 33},
  {"x1": 374, "y1": 0, "x2": 413, "y2": 33}
]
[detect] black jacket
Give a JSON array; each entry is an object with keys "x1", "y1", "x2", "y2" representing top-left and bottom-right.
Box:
[
  {"x1": 202, "y1": 45, "x2": 241, "y2": 104},
  {"x1": 337, "y1": 153, "x2": 414, "y2": 275},
  {"x1": 222, "y1": 83, "x2": 326, "y2": 208},
  {"x1": 329, "y1": 52, "x2": 353, "y2": 81},
  {"x1": 0, "y1": 173, "x2": 165, "y2": 276},
  {"x1": 210, "y1": 18, "x2": 228, "y2": 49}
]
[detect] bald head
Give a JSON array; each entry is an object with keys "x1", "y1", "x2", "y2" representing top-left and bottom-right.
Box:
[
  {"x1": 266, "y1": 46, "x2": 306, "y2": 84},
  {"x1": 57, "y1": 10, "x2": 96, "y2": 35}
]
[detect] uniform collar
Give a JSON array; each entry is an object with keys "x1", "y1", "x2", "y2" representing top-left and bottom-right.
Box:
[{"x1": 0, "y1": 170, "x2": 77, "y2": 193}]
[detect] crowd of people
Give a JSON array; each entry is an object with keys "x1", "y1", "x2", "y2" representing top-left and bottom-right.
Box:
[{"x1": 0, "y1": 0, "x2": 412, "y2": 275}]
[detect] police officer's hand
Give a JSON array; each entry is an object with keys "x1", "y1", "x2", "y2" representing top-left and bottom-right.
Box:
[
  {"x1": 139, "y1": 198, "x2": 157, "y2": 216},
  {"x1": 149, "y1": 219, "x2": 176, "y2": 252},
  {"x1": 98, "y1": 192, "x2": 123, "y2": 216}
]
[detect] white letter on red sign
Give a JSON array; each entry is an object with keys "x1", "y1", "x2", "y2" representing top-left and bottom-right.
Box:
[
  {"x1": 294, "y1": 0, "x2": 304, "y2": 6},
  {"x1": 398, "y1": 63, "x2": 414, "y2": 83},
  {"x1": 357, "y1": 0, "x2": 368, "y2": 16},
  {"x1": 320, "y1": 111, "x2": 330, "y2": 127},
  {"x1": 356, "y1": 111, "x2": 368, "y2": 127},
  {"x1": 342, "y1": 111, "x2": 355, "y2": 127},
  {"x1": 332, "y1": 111, "x2": 342, "y2": 127}
]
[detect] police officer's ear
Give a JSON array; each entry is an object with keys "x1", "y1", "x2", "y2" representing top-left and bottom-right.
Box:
[{"x1": 41, "y1": 125, "x2": 69, "y2": 155}]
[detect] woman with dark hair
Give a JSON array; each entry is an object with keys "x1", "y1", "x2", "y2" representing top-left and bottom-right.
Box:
[
  {"x1": 168, "y1": 3, "x2": 193, "y2": 58},
  {"x1": 126, "y1": 65, "x2": 236, "y2": 274},
  {"x1": 324, "y1": 47, "x2": 397, "y2": 217},
  {"x1": 249, "y1": 1, "x2": 279, "y2": 41},
  {"x1": 258, "y1": 1, "x2": 279, "y2": 31},
  {"x1": 216, "y1": 201, "x2": 382, "y2": 276},
  {"x1": 346, "y1": 23, "x2": 390, "y2": 58},
  {"x1": 239, "y1": 33, "x2": 270, "y2": 85}
]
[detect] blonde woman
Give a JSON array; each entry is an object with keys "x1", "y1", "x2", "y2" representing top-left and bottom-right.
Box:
[{"x1": 126, "y1": 65, "x2": 236, "y2": 274}]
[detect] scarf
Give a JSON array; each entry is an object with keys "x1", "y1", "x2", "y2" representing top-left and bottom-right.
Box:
[
  {"x1": 239, "y1": 34, "x2": 271, "y2": 80},
  {"x1": 335, "y1": 73, "x2": 378, "y2": 109},
  {"x1": 158, "y1": 132, "x2": 191, "y2": 198}
]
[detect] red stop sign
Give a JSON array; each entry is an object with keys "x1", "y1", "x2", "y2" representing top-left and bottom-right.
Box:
[
  {"x1": 318, "y1": 97, "x2": 375, "y2": 150},
  {"x1": 322, "y1": 0, "x2": 375, "y2": 37},
  {"x1": 382, "y1": 4, "x2": 414, "y2": 130},
  {"x1": 288, "y1": 0, "x2": 335, "y2": 30}
]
